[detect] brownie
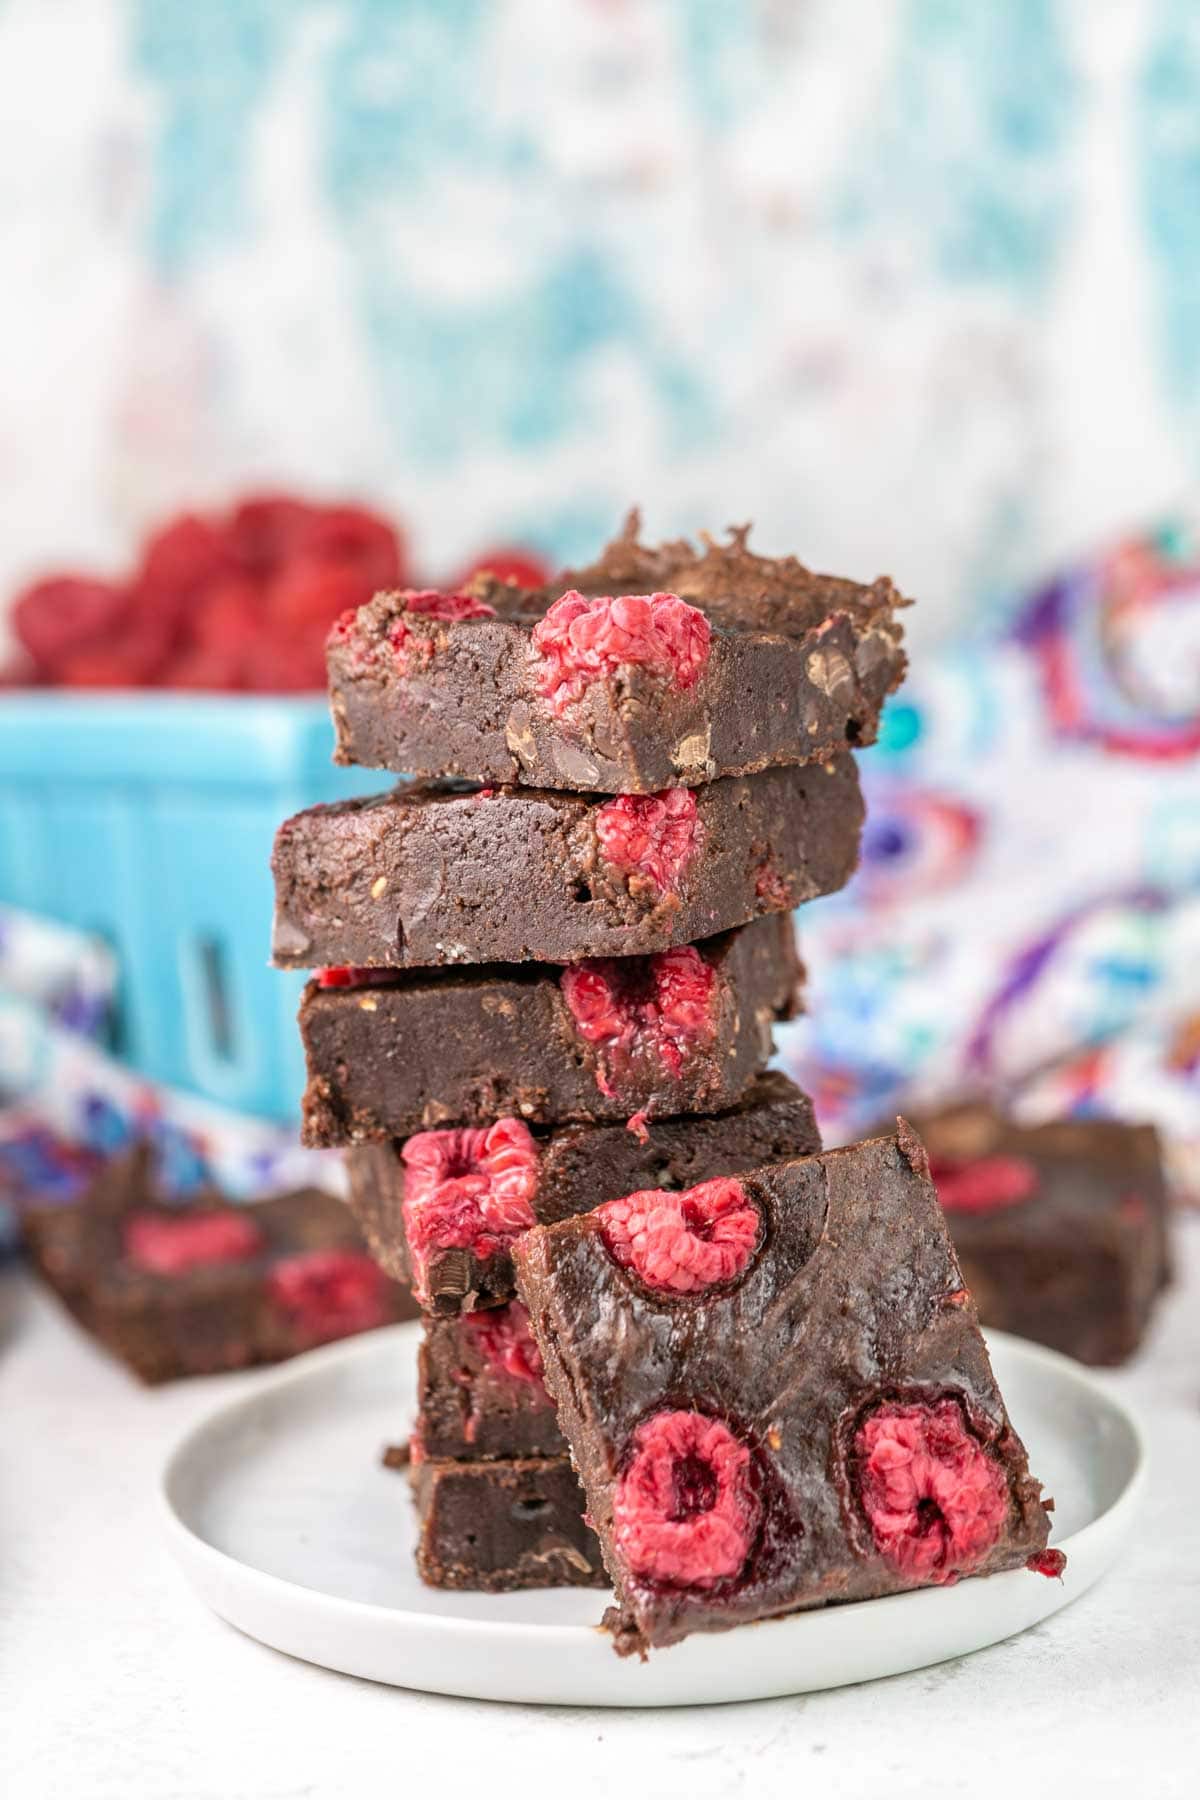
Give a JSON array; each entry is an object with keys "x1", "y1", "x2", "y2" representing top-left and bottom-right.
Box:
[
  {"x1": 328, "y1": 515, "x2": 907, "y2": 794},
  {"x1": 345, "y1": 1071, "x2": 822, "y2": 1312},
  {"x1": 22, "y1": 1143, "x2": 415, "y2": 1383},
  {"x1": 414, "y1": 1302, "x2": 566, "y2": 1460},
  {"x1": 411, "y1": 1455, "x2": 606, "y2": 1591},
  {"x1": 271, "y1": 759, "x2": 862, "y2": 971},
  {"x1": 513, "y1": 1126, "x2": 1056, "y2": 1656},
  {"x1": 301, "y1": 914, "x2": 802, "y2": 1146},
  {"x1": 911, "y1": 1103, "x2": 1171, "y2": 1366}
]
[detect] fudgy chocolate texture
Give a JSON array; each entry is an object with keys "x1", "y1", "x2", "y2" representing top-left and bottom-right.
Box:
[
  {"x1": 412, "y1": 1456, "x2": 605, "y2": 1591},
  {"x1": 329, "y1": 516, "x2": 907, "y2": 795},
  {"x1": 22, "y1": 1144, "x2": 414, "y2": 1384},
  {"x1": 513, "y1": 1129, "x2": 1053, "y2": 1655},
  {"x1": 271, "y1": 759, "x2": 861, "y2": 971},
  {"x1": 302, "y1": 915, "x2": 801, "y2": 1145},
  {"x1": 344, "y1": 1071, "x2": 821, "y2": 1311},
  {"x1": 415, "y1": 1303, "x2": 566, "y2": 1459},
  {"x1": 910, "y1": 1104, "x2": 1171, "y2": 1367}
]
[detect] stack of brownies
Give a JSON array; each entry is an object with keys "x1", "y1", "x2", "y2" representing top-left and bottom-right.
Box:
[{"x1": 272, "y1": 517, "x2": 1061, "y2": 1648}]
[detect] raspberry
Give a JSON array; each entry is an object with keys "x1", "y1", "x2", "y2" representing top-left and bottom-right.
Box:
[
  {"x1": 456, "y1": 548, "x2": 550, "y2": 590},
  {"x1": 531, "y1": 590, "x2": 711, "y2": 714},
  {"x1": 315, "y1": 966, "x2": 405, "y2": 989},
  {"x1": 931, "y1": 1156, "x2": 1039, "y2": 1214},
  {"x1": 137, "y1": 514, "x2": 236, "y2": 612},
  {"x1": 401, "y1": 1118, "x2": 540, "y2": 1303},
  {"x1": 229, "y1": 494, "x2": 317, "y2": 574},
  {"x1": 594, "y1": 789, "x2": 701, "y2": 896},
  {"x1": 124, "y1": 1208, "x2": 265, "y2": 1275},
  {"x1": 1026, "y1": 1547, "x2": 1067, "y2": 1579},
  {"x1": 855, "y1": 1399, "x2": 1010, "y2": 1583},
  {"x1": 389, "y1": 590, "x2": 497, "y2": 675},
  {"x1": 268, "y1": 561, "x2": 370, "y2": 634},
  {"x1": 464, "y1": 1301, "x2": 545, "y2": 1384},
  {"x1": 613, "y1": 1411, "x2": 760, "y2": 1589},
  {"x1": 266, "y1": 1250, "x2": 391, "y2": 1345},
  {"x1": 754, "y1": 859, "x2": 794, "y2": 910},
  {"x1": 560, "y1": 946, "x2": 717, "y2": 1090},
  {"x1": 294, "y1": 504, "x2": 404, "y2": 590},
  {"x1": 12, "y1": 576, "x2": 132, "y2": 671},
  {"x1": 598, "y1": 1177, "x2": 759, "y2": 1295}
]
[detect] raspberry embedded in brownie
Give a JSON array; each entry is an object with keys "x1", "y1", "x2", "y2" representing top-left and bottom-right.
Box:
[
  {"x1": 512, "y1": 1128, "x2": 1056, "y2": 1654},
  {"x1": 400, "y1": 1118, "x2": 541, "y2": 1308},
  {"x1": 531, "y1": 590, "x2": 712, "y2": 715}
]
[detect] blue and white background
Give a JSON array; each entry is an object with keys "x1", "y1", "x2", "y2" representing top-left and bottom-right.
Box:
[
  {"x1": 1, "y1": 0, "x2": 1199, "y2": 1205},
  {"x1": 3, "y1": 0, "x2": 1200, "y2": 645}
]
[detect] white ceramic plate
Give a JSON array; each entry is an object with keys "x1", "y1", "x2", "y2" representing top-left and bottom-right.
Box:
[{"x1": 160, "y1": 1323, "x2": 1145, "y2": 1707}]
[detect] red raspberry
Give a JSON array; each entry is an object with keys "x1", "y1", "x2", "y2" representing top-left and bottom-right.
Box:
[
  {"x1": 455, "y1": 547, "x2": 550, "y2": 590},
  {"x1": 854, "y1": 1399, "x2": 1010, "y2": 1583},
  {"x1": 613, "y1": 1411, "x2": 760, "y2": 1590},
  {"x1": 315, "y1": 966, "x2": 405, "y2": 989},
  {"x1": 401, "y1": 1118, "x2": 540, "y2": 1304},
  {"x1": 124, "y1": 1208, "x2": 265, "y2": 1275},
  {"x1": 1026, "y1": 1547, "x2": 1067, "y2": 1579},
  {"x1": 560, "y1": 946, "x2": 717, "y2": 1090},
  {"x1": 267, "y1": 1250, "x2": 392, "y2": 1344},
  {"x1": 294, "y1": 503, "x2": 404, "y2": 590},
  {"x1": 389, "y1": 589, "x2": 497, "y2": 675},
  {"x1": 136, "y1": 514, "x2": 237, "y2": 613},
  {"x1": 531, "y1": 590, "x2": 711, "y2": 714},
  {"x1": 464, "y1": 1301, "x2": 545, "y2": 1385},
  {"x1": 12, "y1": 576, "x2": 132, "y2": 672},
  {"x1": 229, "y1": 495, "x2": 318, "y2": 575},
  {"x1": 754, "y1": 859, "x2": 795, "y2": 911},
  {"x1": 931, "y1": 1156, "x2": 1039, "y2": 1214},
  {"x1": 597, "y1": 1177, "x2": 759, "y2": 1295},
  {"x1": 267, "y1": 561, "x2": 370, "y2": 634},
  {"x1": 594, "y1": 788, "x2": 701, "y2": 896}
]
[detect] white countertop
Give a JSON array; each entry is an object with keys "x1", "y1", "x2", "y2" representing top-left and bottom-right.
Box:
[{"x1": 4, "y1": 1227, "x2": 1200, "y2": 1800}]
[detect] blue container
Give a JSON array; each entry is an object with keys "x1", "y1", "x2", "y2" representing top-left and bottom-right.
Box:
[{"x1": 0, "y1": 694, "x2": 386, "y2": 1121}]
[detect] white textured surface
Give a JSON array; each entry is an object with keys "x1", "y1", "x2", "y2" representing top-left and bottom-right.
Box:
[{"x1": 4, "y1": 1225, "x2": 1200, "y2": 1799}]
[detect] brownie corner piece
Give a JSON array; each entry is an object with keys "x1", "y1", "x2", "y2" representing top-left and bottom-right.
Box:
[{"x1": 513, "y1": 1132, "x2": 1055, "y2": 1655}]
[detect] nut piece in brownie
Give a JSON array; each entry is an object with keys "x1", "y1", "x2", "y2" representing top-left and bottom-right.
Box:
[
  {"x1": 301, "y1": 914, "x2": 801, "y2": 1146},
  {"x1": 512, "y1": 1125, "x2": 1057, "y2": 1655},
  {"x1": 328, "y1": 514, "x2": 907, "y2": 794},
  {"x1": 22, "y1": 1143, "x2": 414, "y2": 1383},
  {"x1": 414, "y1": 1302, "x2": 566, "y2": 1460},
  {"x1": 271, "y1": 758, "x2": 861, "y2": 971},
  {"x1": 345, "y1": 1070, "x2": 821, "y2": 1312},
  {"x1": 411, "y1": 1455, "x2": 605, "y2": 1591},
  {"x1": 912, "y1": 1103, "x2": 1171, "y2": 1366}
]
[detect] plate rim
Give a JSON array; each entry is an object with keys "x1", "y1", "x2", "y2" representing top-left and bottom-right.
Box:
[{"x1": 158, "y1": 1322, "x2": 1148, "y2": 1653}]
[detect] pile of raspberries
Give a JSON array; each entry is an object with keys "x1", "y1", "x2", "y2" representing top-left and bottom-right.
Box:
[{"x1": 5, "y1": 495, "x2": 547, "y2": 692}]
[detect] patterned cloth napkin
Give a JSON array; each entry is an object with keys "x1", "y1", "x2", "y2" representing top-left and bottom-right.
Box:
[{"x1": 778, "y1": 515, "x2": 1200, "y2": 1201}]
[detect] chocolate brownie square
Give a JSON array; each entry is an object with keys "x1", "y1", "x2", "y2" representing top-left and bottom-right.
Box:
[
  {"x1": 271, "y1": 759, "x2": 862, "y2": 971},
  {"x1": 914, "y1": 1103, "x2": 1171, "y2": 1366},
  {"x1": 301, "y1": 914, "x2": 801, "y2": 1145},
  {"x1": 328, "y1": 515, "x2": 906, "y2": 794},
  {"x1": 22, "y1": 1143, "x2": 414, "y2": 1383},
  {"x1": 513, "y1": 1125, "x2": 1056, "y2": 1655},
  {"x1": 411, "y1": 1455, "x2": 605, "y2": 1591},
  {"x1": 414, "y1": 1303, "x2": 566, "y2": 1461}
]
